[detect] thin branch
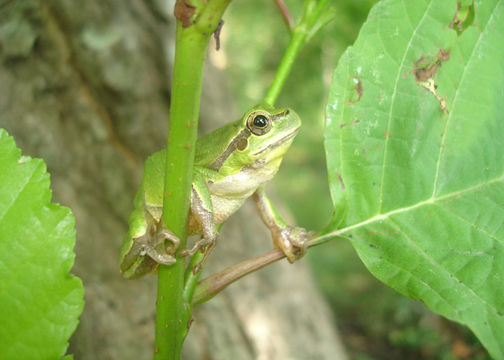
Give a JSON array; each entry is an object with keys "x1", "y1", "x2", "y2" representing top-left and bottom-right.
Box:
[
  {"x1": 192, "y1": 230, "x2": 346, "y2": 305},
  {"x1": 193, "y1": 248, "x2": 285, "y2": 305},
  {"x1": 273, "y1": 0, "x2": 293, "y2": 30}
]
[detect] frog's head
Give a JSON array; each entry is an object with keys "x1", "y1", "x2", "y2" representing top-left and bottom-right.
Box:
[{"x1": 215, "y1": 104, "x2": 301, "y2": 174}]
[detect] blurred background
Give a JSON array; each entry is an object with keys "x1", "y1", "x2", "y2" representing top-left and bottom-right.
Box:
[{"x1": 0, "y1": 0, "x2": 488, "y2": 358}]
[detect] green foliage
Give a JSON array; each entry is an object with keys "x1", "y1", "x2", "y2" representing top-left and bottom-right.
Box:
[
  {"x1": 0, "y1": 129, "x2": 84, "y2": 359},
  {"x1": 325, "y1": 0, "x2": 504, "y2": 357}
]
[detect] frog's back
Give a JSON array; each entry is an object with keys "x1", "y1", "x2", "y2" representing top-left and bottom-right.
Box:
[{"x1": 141, "y1": 149, "x2": 166, "y2": 209}]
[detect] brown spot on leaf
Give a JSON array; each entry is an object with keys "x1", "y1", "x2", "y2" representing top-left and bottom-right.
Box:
[
  {"x1": 339, "y1": 119, "x2": 361, "y2": 128},
  {"x1": 437, "y1": 48, "x2": 450, "y2": 62},
  {"x1": 412, "y1": 49, "x2": 451, "y2": 115},
  {"x1": 412, "y1": 49, "x2": 450, "y2": 82},
  {"x1": 345, "y1": 76, "x2": 363, "y2": 105},
  {"x1": 336, "y1": 172, "x2": 345, "y2": 190},
  {"x1": 174, "y1": 0, "x2": 196, "y2": 28},
  {"x1": 413, "y1": 55, "x2": 425, "y2": 67}
]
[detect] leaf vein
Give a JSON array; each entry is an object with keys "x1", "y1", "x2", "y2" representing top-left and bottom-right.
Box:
[
  {"x1": 387, "y1": 216, "x2": 501, "y2": 319},
  {"x1": 0, "y1": 162, "x2": 41, "y2": 224},
  {"x1": 432, "y1": 0, "x2": 503, "y2": 196},
  {"x1": 377, "y1": 0, "x2": 435, "y2": 213},
  {"x1": 313, "y1": 175, "x2": 504, "y2": 245},
  {"x1": 434, "y1": 202, "x2": 504, "y2": 247}
]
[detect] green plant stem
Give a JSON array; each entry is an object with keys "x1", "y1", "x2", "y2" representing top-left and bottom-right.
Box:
[
  {"x1": 263, "y1": 27, "x2": 307, "y2": 106},
  {"x1": 183, "y1": 250, "x2": 204, "y2": 302},
  {"x1": 154, "y1": 1, "x2": 231, "y2": 359},
  {"x1": 264, "y1": 0, "x2": 332, "y2": 106}
]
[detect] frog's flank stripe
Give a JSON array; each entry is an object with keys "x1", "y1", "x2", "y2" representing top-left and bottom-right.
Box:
[{"x1": 209, "y1": 129, "x2": 251, "y2": 171}]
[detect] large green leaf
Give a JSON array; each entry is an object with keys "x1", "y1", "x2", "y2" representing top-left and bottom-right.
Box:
[
  {"x1": 0, "y1": 129, "x2": 84, "y2": 359},
  {"x1": 323, "y1": 0, "x2": 504, "y2": 357}
]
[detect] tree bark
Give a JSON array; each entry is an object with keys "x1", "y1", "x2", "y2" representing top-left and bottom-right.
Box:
[{"x1": 0, "y1": 1, "x2": 346, "y2": 358}]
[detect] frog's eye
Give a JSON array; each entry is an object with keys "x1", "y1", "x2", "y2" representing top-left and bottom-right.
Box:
[
  {"x1": 253, "y1": 115, "x2": 268, "y2": 128},
  {"x1": 247, "y1": 111, "x2": 272, "y2": 135}
]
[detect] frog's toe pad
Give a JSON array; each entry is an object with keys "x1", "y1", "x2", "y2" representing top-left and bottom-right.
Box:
[
  {"x1": 141, "y1": 244, "x2": 177, "y2": 266},
  {"x1": 157, "y1": 229, "x2": 180, "y2": 254},
  {"x1": 179, "y1": 236, "x2": 215, "y2": 258},
  {"x1": 277, "y1": 226, "x2": 313, "y2": 263}
]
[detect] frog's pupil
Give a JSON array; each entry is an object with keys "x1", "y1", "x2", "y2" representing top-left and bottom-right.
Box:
[{"x1": 253, "y1": 115, "x2": 268, "y2": 128}]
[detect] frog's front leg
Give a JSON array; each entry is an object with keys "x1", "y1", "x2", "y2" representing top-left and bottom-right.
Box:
[
  {"x1": 179, "y1": 172, "x2": 218, "y2": 259},
  {"x1": 253, "y1": 186, "x2": 312, "y2": 262}
]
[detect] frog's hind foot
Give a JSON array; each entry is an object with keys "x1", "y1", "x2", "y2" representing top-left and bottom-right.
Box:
[
  {"x1": 179, "y1": 236, "x2": 217, "y2": 273},
  {"x1": 179, "y1": 236, "x2": 214, "y2": 258},
  {"x1": 141, "y1": 228, "x2": 180, "y2": 266}
]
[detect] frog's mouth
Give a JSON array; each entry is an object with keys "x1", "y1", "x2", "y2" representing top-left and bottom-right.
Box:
[{"x1": 252, "y1": 127, "x2": 300, "y2": 157}]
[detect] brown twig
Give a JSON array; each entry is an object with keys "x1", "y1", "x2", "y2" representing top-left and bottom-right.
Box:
[
  {"x1": 273, "y1": 0, "x2": 293, "y2": 30},
  {"x1": 192, "y1": 231, "x2": 344, "y2": 305},
  {"x1": 213, "y1": 20, "x2": 224, "y2": 51},
  {"x1": 193, "y1": 248, "x2": 285, "y2": 305}
]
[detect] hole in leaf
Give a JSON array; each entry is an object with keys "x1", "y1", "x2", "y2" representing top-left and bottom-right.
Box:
[{"x1": 449, "y1": 0, "x2": 475, "y2": 36}]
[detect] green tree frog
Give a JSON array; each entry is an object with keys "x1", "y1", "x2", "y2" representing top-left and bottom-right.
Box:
[{"x1": 120, "y1": 104, "x2": 311, "y2": 279}]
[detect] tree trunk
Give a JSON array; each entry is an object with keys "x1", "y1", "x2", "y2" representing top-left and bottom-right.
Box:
[{"x1": 0, "y1": 1, "x2": 346, "y2": 358}]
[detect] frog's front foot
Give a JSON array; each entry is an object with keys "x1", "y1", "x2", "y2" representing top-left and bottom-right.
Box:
[
  {"x1": 141, "y1": 228, "x2": 180, "y2": 265},
  {"x1": 179, "y1": 235, "x2": 218, "y2": 274},
  {"x1": 178, "y1": 236, "x2": 215, "y2": 258},
  {"x1": 273, "y1": 226, "x2": 313, "y2": 263}
]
